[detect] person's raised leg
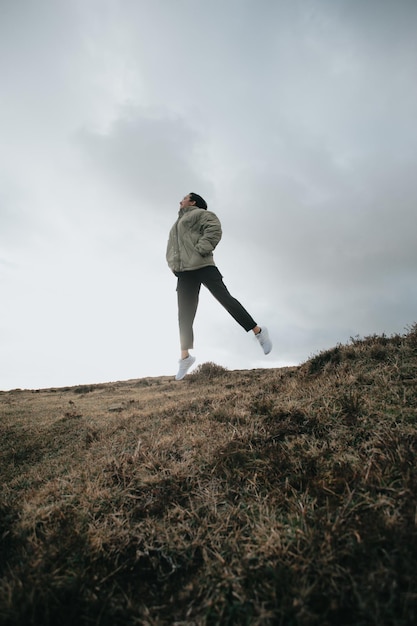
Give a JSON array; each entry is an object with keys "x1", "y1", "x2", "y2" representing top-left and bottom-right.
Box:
[{"x1": 201, "y1": 267, "x2": 272, "y2": 354}]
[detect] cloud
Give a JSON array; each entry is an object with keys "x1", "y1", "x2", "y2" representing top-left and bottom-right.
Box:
[{"x1": 76, "y1": 106, "x2": 213, "y2": 217}]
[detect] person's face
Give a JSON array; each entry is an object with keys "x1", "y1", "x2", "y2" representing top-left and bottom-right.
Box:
[{"x1": 179, "y1": 194, "x2": 195, "y2": 209}]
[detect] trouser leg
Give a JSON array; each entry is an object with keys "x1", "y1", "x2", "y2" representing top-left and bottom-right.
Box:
[
  {"x1": 176, "y1": 272, "x2": 202, "y2": 350},
  {"x1": 201, "y1": 266, "x2": 257, "y2": 331}
]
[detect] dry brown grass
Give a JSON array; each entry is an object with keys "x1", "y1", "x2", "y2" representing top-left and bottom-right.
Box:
[{"x1": 1, "y1": 325, "x2": 417, "y2": 625}]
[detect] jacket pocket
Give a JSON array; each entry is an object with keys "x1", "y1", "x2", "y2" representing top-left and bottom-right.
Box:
[{"x1": 183, "y1": 238, "x2": 206, "y2": 267}]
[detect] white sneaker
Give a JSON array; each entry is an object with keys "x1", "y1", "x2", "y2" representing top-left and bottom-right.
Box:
[
  {"x1": 256, "y1": 327, "x2": 272, "y2": 355},
  {"x1": 175, "y1": 355, "x2": 196, "y2": 380}
]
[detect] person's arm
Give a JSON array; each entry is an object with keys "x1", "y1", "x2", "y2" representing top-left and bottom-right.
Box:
[{"x1": 195, "y1": 211, "x2": 222, "y2": 256}]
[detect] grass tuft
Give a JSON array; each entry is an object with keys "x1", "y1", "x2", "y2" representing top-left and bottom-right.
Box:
[{"x1": 188, "y1": 361, "x2": 228, "y2": 382}]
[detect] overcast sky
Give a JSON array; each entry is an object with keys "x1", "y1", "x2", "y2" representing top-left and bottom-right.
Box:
[{"x1": 1, "y1": 0, "x2": 417, "y2": 390}]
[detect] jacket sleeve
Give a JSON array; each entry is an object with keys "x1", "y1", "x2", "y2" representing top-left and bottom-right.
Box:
[{"x1": 194, "y1": 211, "x2": 222, "y2": 256}]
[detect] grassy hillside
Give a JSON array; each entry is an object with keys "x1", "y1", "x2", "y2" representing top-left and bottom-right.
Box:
[{"x1": 1, "y1": 326, "x2": 417, "y2": 625}]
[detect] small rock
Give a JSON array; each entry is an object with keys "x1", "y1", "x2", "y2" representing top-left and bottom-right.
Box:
[{"x1": 108, "y1": 404, "x2": 125, "y2": 412}]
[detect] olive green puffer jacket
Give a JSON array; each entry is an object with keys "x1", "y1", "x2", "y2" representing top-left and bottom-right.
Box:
[{"x1": 166, "y1": 207, "x2": 222, "y2": 272}]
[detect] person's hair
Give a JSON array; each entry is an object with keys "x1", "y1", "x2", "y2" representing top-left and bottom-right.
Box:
[{"x1": 190, "y1": 192, "x2": 208, "y2": 210}]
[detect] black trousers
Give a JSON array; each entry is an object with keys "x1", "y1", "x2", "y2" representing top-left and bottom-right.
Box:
[{"x1": 176, "y1": 266, "x2": 257, "y2": 350}]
